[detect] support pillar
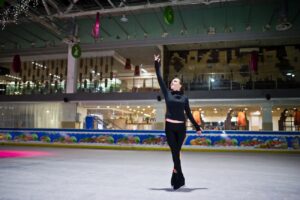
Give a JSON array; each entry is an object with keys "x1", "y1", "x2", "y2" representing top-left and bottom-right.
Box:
[
  {"x1": 153, "y1": 103, "x2": 165, "y2": 130},
  {"x1": 66, "y1": 44, "x2": 78, "y2": 93},
  {"x1": 261, "y1": 103, "x2": 273, "y2": 130}
]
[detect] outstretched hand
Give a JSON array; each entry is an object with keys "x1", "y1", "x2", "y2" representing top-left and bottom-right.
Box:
[{"x1": 154, "y1": 54, "x2": 160, "y2": 62}]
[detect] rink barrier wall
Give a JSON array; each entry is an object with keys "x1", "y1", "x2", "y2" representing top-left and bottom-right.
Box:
[{"x1": 1, "y1": 128, "x2": 300, "y2": 152}]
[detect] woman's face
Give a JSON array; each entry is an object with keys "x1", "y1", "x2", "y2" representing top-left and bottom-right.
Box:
[{"x1": 170, "y1": 78, "x2": 182, "y2": 91}]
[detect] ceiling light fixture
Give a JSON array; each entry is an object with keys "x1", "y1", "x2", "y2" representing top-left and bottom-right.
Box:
[
  {"x1": 120, "y1": 14, "x2": 128, "y2": 22},
  {"x1": 207, "y1": 26, "x2": 216, "y2": 35},
  {"x1": 180, "y1": 29, "x2": 187, "y2": 35},
  {"x1": 161, "y1": 32, "x2": 169, "y2": 38},
  {"x1": 245, "y1": 25, "x2": 251, "y2": 31},
  {"x1": 276, "y1": 20, "x2": 292, "y2": 31},
  {"x1": 262, "y1": 24, "x2": 271, "y2": 32},
  {"x1": 203, "y1": 0, "x2": 212, "y2": 5},
  {"x1": 276, "y1": 1, "x2": 292, "y2": 31},
  {"x1": 224, "y1": 26, "x2": 233, "y2": 33}
]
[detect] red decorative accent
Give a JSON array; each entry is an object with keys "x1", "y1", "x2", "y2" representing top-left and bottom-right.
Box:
[
  {"x1": 125, "y1": 58, "x2": 131, "y2": 70},
  {"x1": 134, "y1": 65, "x2": 140, "y2": 76},
  {"x1": 12, "y1": 54, "x2": 21, "y2": 73},
  {"x1": 250, "y1": 51, "x2": 258, "y2": 73}
]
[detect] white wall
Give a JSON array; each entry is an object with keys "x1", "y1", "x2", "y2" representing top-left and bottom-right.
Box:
[
  {"x1": 272, "y1": 116, "x2": 280, "y2": 131},
  {"x1": 61, "y1": 103, "x2": 77, "y2": 121},
  {"x1": 202, "y1": 116, "x2": 226, "y2": 123},
  {"x1": 249, "y1": 115, "x2": 262, "y2": 131},
  {"x1": 77, "y1": 106, "x2": 88, "y2": 129}
]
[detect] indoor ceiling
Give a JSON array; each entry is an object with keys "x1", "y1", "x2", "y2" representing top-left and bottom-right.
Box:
[
  {"x1": 1, "y1": 0, "x2": 299, "y2": 49},
  {"x1": 0, "y1": 0, "x2": 300, "y2": 67}
]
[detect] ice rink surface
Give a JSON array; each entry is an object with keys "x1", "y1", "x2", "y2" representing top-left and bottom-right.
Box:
[{"x1": 1, "y1": 146, "x2": 300, "y2": 200}]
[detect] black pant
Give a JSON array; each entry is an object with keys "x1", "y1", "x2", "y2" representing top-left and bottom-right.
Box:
[{"x1": 165, "y1": 121, "x2": 186, "y2": 174}]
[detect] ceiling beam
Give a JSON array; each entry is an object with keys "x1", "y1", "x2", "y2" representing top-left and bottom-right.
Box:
[
  {"x1": 245, "y1": 3, "x2": 252, "y2": 29},
  {"x1": 131, "y1": 11, "x2": 148, "y2": 36},
  {"x1": 31, "y1": 21, "x2": 62, "y2": 40},
  {"x1": 64, "y1": 0, "x2": 81, "y2": 14},
  {"x1": 46, "y1": 0, "x2": 63, "y2": 14},
  {"x1": 111, "y1": 16, "x2": 130, "y2": 38},
  {"x1": 4, "y1": 1, "x2": 63, "y2": 37},
  {"x1": 29, "y1": 6, "x2": 66, "y2": 33},
  {"x1": 42, "y1": 0, "x2": 52, "y2": 15},
  {"x1": 177, "y1": 7, "x2": 188, "y2": 34},
  {"x1": 53, "y1": 0, "x2": 238, "y2": 18},
  {"x1": 0, "y1": 36, "x2": 18, "y2": 45},
  {"x1": 153, "y1": 9, "x2": 168, "y2": 36},
  {"x1": 28, "y1": 12, "x2": 63, "y2": 36},
  {"x1": 4, "y1": 29, "x2": 33, "y2": 43},
  {"x1": 266, "y1": 8, "x2": 278, "y2": 27},
  {"x1": 107, "y1": 0, "x2": 116, "y2": 8},
  {"x1": 2, "y1": 30, "x2": 300, "y2": 58},
  {"x1": 100, "y1": 26, "x2": 112, "y2": 38},
  {"x1": 18, "y1": 26, "x2": 48, "y2": 42},
  {"x1": 291, "y1": 8, "x2": 300, "y2": 23},
  {"x1": 93, "y1": 0, "x2": 104, "y2": 9}
]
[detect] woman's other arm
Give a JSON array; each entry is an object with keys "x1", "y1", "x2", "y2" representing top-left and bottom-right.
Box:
[{"x1": 185, "y1": 98, "x2": 202, "y2": 135}]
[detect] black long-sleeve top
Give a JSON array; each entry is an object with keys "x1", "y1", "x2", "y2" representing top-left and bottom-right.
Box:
[{"x1": 155, "y1": 60, "x2": 201, "y2": 131}]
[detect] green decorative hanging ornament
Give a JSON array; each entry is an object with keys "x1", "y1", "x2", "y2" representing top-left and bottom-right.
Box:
[
  {"x1": 164, "y1": 6, "x2": 174, "y2": 25},
  {"x1": 0, "y1": 0, "x2": 5, "y2": 7},
  {"x1": 72, "y1": 44, "x2": 81, "y2": 59}
]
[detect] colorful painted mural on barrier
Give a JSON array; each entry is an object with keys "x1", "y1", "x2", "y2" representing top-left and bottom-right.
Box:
[{"x1": 0, "y1": 129, "x2": 300, "y2": 150}]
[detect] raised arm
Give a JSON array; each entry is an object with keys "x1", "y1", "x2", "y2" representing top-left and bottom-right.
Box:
[
  {"x1": 184, "y1": 98, "x2": 201, "y2": 132},
  {"x1": 154, "y1": 55, "x2": 168, "y2": 97}
]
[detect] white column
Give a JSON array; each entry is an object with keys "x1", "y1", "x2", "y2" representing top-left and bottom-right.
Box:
[
  {"x1": 66, "y1": 44, "x2": 78, "y2": 93},
  {"x1": 153, "y1": 103, "x2": 165, "y2": 130},
  {"x1": 261, "y1": 103, "x2": 273, "y2": 130}
]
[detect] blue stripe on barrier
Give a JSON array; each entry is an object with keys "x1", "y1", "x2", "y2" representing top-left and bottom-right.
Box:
[
  {"x1": 0, "y1": 128, "x2": 299, "y2": 135},
  {"x1": 1, "y1": 128, "x2": 300, "y2": 150}
]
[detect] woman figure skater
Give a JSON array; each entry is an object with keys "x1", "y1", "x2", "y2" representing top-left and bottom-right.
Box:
[{"x1": 154, "y1": 55, "x2": 202, "y2": 190}]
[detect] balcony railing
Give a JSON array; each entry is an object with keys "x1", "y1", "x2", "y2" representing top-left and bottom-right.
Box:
[{"x1": 0, "y1": 71, "x2": 299, "y2": 95}]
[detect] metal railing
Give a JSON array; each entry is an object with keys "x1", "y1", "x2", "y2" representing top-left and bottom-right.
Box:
[{"x1": 1, "y1": 70, "x2": 299, "y2": 95}]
